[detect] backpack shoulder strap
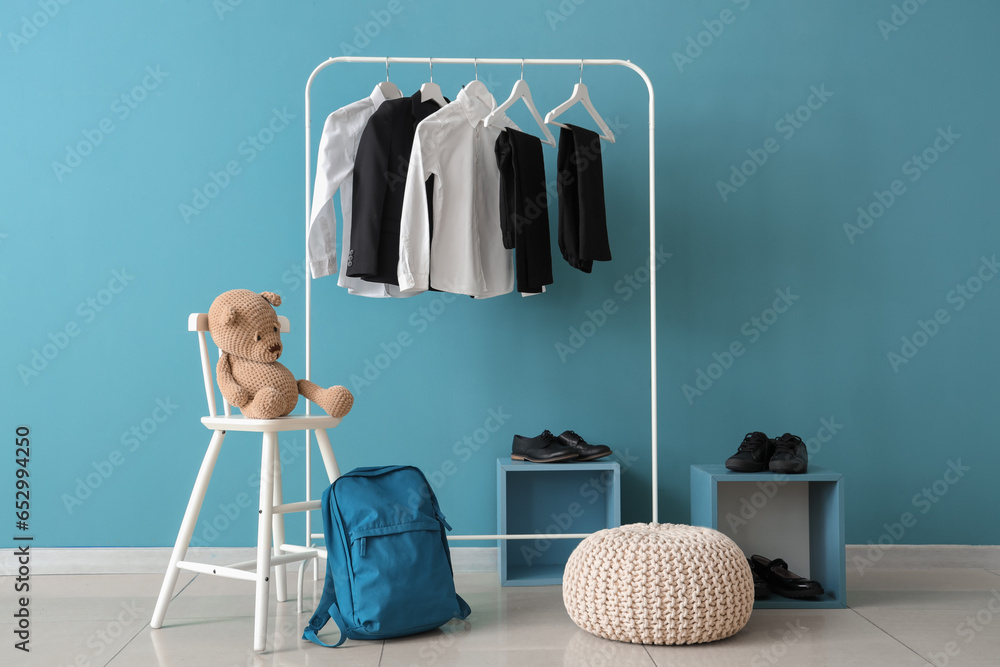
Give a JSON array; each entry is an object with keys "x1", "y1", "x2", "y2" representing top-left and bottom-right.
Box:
[
  {"x1": 302, "y1": 560, "x2": 348, "y2": 647},
  {"x1": 302, "y1": 484, "x2": 348, "y2": 648}
]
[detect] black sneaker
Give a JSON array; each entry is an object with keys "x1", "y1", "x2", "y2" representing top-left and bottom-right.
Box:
[
  {"x1": 769, "y1": 433, "x2": 808, "y2": 474},
  {"x1": 725, "y1": 432, "x2": 773, "y2": 472}
]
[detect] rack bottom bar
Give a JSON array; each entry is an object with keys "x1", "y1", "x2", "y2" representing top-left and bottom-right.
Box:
[{"x1": 447, "y1": 533, "x2": 593, "y2": 541}]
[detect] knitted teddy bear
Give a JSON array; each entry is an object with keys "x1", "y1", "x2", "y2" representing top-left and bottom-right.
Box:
[{"x1": 208, "y1": 289, "x2": 353, "y2": 419}]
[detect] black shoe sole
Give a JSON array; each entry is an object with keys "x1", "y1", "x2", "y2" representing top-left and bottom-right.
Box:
[
  {"x1": 511, "y1": 453, "x2": 579, "y2": 463},
  {"x1": 769, "y1": 461, "x2": 807, "y2": 474},
  {"x1": 575, "y1": 451, "x2": 612, "y2": 461},
  {"x1": 769, "y1": 585, "x2": 824, "y2": 599},
  {"x1": 725, "y1": 458, "x2": 765, "y2": 472}
]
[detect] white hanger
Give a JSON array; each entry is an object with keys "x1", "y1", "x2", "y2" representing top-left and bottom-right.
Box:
[
  {"x1": 484, "y1": 60, "x2": 556, "y2": 147},
  {"x1": 544, "y1": 61, "x2": 615, "y2": 143},
  {"x1": 419, "y1": 59, "x2": 447, "y2": 107},
  {"x1": 376, "y1": 58, "x2": 402, "y2": 99}
]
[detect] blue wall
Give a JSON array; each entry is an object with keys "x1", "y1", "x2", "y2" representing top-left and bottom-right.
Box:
[{"x1": 2, "y1": 0, "x2": 997, "y2": 550}]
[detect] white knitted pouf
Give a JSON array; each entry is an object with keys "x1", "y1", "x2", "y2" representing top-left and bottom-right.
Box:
[{"x1": 562, "y1": 523, "x2": 754, "y2": 645}]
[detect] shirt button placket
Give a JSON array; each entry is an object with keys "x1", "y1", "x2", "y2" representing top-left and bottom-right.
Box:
[{"x1": 472, "y1": 125, "x2": 481, "y2": 293}]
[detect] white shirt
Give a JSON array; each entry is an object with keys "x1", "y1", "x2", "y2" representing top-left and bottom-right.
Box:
[
  {"x1": 308, "y1": 85, "x2": 412, "y2": 298},
  {"x1": 397, "y1": 81, "x2": 519, "y2": 298}
]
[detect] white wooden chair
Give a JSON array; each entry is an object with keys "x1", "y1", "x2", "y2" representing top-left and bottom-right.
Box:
[{"x1": 150, "y1": 313, "x2": 342, "y2": 652}]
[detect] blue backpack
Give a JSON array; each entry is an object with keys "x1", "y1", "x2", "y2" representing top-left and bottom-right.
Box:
[{"x1": 303, "y1": 465, "x2": 471, "y2": 647}]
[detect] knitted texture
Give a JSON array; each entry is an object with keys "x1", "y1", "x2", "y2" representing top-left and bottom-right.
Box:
[
  {"x1": 207, "y1": 289, "x2": 353, "y2": 419},
  {"x1": 562, "y1": 523, "x2": 753, "y2": 645}
]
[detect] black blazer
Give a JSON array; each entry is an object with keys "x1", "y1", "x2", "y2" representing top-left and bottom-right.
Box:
[{"x1": 348, "y1": 91, "x2": 446, "y2": 285}]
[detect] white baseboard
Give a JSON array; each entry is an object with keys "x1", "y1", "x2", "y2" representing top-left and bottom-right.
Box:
[
  {"x1": 845, "y1": 544, "x2": 1000, "y2": 570},
  {"x1": 4, "y1": 545, "x2": 997, "y2": 576},
  {"x1": 0, "y1": 546, "x2": 499, "y2": 576}
]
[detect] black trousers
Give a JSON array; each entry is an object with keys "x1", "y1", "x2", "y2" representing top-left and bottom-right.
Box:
[
  {"x1": 556, "y1": 124, "x2": 611, "y2": 273},
  {"x1": 495, "y1": 128, "x2": 553, "y2": 294}
]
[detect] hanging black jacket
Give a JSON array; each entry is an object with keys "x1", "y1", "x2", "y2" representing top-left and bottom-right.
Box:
[{"x1": 347, "y1": 91, "x2": 446, "y2": 285}]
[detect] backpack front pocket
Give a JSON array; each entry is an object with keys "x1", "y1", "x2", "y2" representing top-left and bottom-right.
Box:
[{"x1": 348, "y1": 520, "x2": 457, "y2": 636}]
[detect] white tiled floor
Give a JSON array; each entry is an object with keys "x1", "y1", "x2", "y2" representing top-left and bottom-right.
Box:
[{"x1": 4, "y1": 568, "x2": 1000, "y2": 666}]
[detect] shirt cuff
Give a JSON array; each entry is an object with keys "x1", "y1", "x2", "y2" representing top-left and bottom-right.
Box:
[
  {"x1": 310, "y1": 257, "x2": 337, "y2": 279},
  {"x1": 398, "y1": 273, "x2": 429, "y2": 295}
]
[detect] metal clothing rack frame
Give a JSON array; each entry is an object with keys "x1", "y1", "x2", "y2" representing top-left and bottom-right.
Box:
[{"x1": 302, "y1": 56, "x2": 657, "y2": 546}]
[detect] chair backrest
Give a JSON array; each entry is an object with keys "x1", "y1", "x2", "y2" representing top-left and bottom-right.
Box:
[{"x1": 188, "y1": 313, "x2": 291, "y2": 418}]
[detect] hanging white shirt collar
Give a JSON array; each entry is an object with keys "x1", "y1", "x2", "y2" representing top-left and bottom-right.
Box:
[
  {"x1": 455, "y1": 80, "x2": 496, "y2": 127},
  {"x1": 369, "y1": 84, "x2": 393, "y2": 109}
]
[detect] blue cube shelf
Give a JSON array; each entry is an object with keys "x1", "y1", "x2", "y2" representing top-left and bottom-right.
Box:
[
  {"x1": 690, "y1": 464, "x2": 846, "y2": 609},
  {"x1": 498, "y1": 459, "x2": 620, "y2": 586}
]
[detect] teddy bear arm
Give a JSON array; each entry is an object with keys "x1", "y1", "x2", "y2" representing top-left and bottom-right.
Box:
[{"x1": 216, "y1": 354, "x2": 251, "y2": 408}]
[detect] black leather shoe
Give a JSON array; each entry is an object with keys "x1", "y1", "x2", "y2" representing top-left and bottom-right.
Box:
[
  {"x1": 750, "y1": 555, "x2": 823, "y2": 599},
  {"x1": 725, "y1": 432, "x2": 773, "y2": 472},
  {"x1": 511, "y1": 430, "x2": 579, "y2": 463},
  {"x1": 557, "y1": 430, "x2": 612, "y2": 461},
  {"x1": 769, "y1": 433, "x2": 808, "y2": 474},
  {"x1": 749, "y1": 558, "x2": 770, "y2": 599}
]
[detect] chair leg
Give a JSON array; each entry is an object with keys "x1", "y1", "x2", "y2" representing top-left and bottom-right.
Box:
[
  {"x1": 254, "y1": 432, "x2": 277, "y2": 653},
  {"x1": 314, "y1": 428, "x2": 341, "y2": 483},
  {"x1": 312, "y1": 428, "x2": 340, "y2": 590},
  {"x1": 297, "y1": 557, "x2": 309, "y2": 614},
  {"x1": 151, "y1": 429, "x2": 226, "y2": 629},
  {"x1": 271, "y1": 441, "x2": 287, "y2": 603}
]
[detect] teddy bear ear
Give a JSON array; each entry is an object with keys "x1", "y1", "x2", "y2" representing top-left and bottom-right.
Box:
[
  {"x1": 224, "y1": 305, "x2": 238, "y2": 325},
  {"x1": 260, "y1": 291, "x2": 282, "y2": 308}
]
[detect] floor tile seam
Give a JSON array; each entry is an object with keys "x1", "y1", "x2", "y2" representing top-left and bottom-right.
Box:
[
  {"x1": 377, "y1": 639, "x2": 386, "y2": 666},
  {"x1": 850, "y1": 606, "x2": 933, "y2": 665},
  {"x1": 101, "y1": 618, "x2": 151, "y2": 667}
]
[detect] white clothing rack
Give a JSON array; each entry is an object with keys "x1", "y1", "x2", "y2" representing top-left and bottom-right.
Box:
[{"x1": 303, "y1": 57, "x2": 657, "y2": 543}]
